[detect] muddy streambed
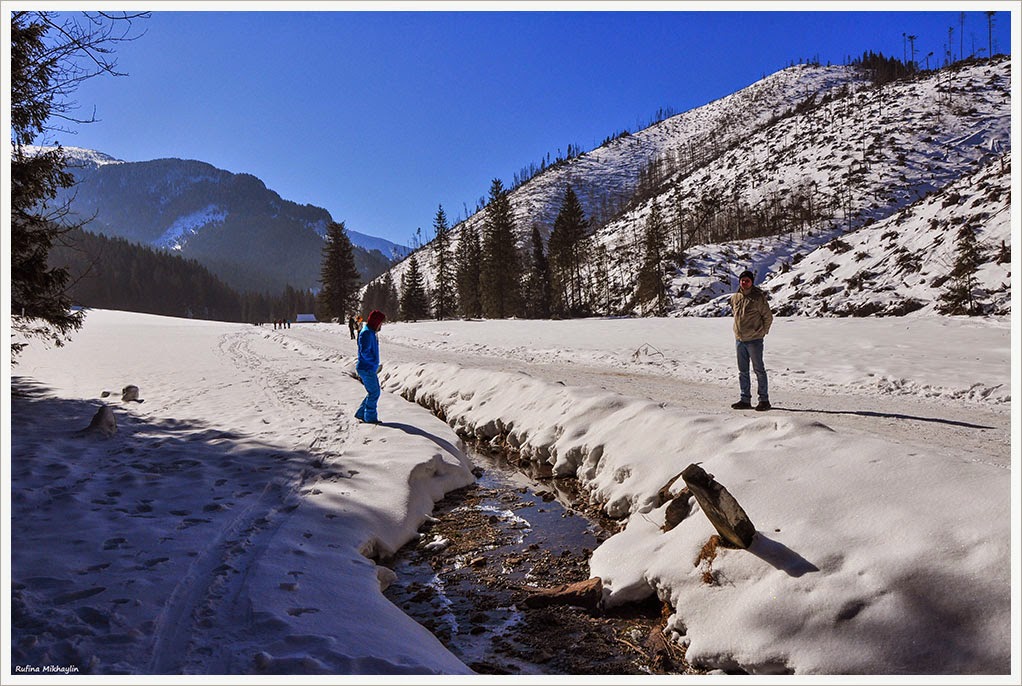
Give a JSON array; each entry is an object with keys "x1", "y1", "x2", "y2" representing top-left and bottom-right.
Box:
[{"x1": 383, "y1": 445, "x2": 695, "y2": 675}]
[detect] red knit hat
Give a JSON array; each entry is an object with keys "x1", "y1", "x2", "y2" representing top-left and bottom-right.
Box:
[{"x1": 367, "y1": 310, "x2": 386, "y2": 331}]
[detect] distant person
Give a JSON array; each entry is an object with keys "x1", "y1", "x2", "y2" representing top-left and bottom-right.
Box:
[
  {"x1": 348, "y1": 316, "x2": 357, "y2": 340},
  {"x1": 355, "y1": 310, "x2": 387, "y2": 424},
  {"x1": 729, "y1": 270, "x2": 773, "y2": 411}
]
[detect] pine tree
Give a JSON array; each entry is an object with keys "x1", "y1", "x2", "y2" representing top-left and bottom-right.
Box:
[
  {"x1": 317, "y1": 221, "x2": 361, "y2": 322},
  {"x1": 399, "y1": 254, "x2": 430, "y2": 321},
  {"x1": 455, "y1": 224, "x2": 483, "y2": 318},
  {"x1": 360, "y1": 271, "x2": 400, "y2": 318},
  {"x1": 938, "y1": 224, "x2": 983, "y2": 315},
  {"x1": 548, "y1": 185, "x2": 590, "y2": 317},
  {"x1": 480, "y1": 179, "x2": 522, "y2": 318},
  {"x1": 637, "y1": 200, "x2": 668, "y2": 316},
  {"x1": 671, "y1": 185, "x2": 689, "y2": 258},
  {"x1": 11, "y1": 11, "x2": 148, "y2": 358},
  {"x1": 11, "y1": 15, "x2": 91, "y2": 353},
  {"x1": 590, "y1": 243, "x2": 614, "y2": 316},
  {"x1": 523, "y1": 225, "x2": 552, "y2": 319},
  {"x1": 383, "y1": 271, "x2": 400, "y2": 317},
  {"x1": 360, "y1": 281, "x2": 384, "y2": 316},
  {"x1": 431, "y1": 204, "x2": 457, "y2": 320}
]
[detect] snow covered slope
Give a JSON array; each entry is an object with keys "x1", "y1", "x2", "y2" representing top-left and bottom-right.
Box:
[
  {"x1": 674, "y1": 150, "x2": 1011, "y2": 317},
  {"x1": 375, "y1": 56, "x2": 1011, "y2": 318},
  {"x1": 30, "y1": 145, "x2": 126, "y2": 168}
]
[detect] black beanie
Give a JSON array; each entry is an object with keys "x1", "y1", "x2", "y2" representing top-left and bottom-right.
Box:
[{"x1": 739, "y1": 270, "x2": 755, "y2": 281}]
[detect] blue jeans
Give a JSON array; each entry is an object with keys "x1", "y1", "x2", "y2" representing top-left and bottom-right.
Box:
[
  {"x1": 356, "y1": 369, "x2": 381, "y2": 422},
  {"x1": 736, "y1": 338, "x2": 768, "y2": 403}
]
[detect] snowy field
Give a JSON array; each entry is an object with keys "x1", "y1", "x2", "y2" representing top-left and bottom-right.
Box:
[{"x1": 5, "y1": 309, "x2": 1017, "y2": 680}]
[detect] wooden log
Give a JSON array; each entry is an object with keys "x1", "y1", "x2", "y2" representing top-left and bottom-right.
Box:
[{"x1": 681, "y1": 463, "x2": 756, "y2": 548}]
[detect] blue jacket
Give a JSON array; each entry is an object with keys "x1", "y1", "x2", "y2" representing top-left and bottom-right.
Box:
[{"x1": 356, "y1": 324, "x2": 380, "y2": 373}]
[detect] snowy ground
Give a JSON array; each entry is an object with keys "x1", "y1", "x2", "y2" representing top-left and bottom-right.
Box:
[{"x1": 4, "y1": 309, "x2": 1017, "y2": 680}]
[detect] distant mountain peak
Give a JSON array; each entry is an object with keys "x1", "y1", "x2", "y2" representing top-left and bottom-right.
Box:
[
  {"x1": 25, "y1": 145, "x2": 125, "y2": 168},
  {"x1": 43, "y1": 152, "x2": 397, "y2": 294}
]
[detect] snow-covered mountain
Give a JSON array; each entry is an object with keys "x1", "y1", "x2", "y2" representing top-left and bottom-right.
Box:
[
  {"x1": 50, "y1": 145, "x2": 125, "y2": 167},
  {"x1": 32, "y1": 148, "x2": 402, "y2": 294},
  {"x1": 346, "y1": 229, "x2": 412, "y2": 262},
  {"x1": 375, "y1": 56, "x2": 1011, "y2": 318},
  {"x1": 701, "y1": 151, "x2": 1011, "y2": 317}
]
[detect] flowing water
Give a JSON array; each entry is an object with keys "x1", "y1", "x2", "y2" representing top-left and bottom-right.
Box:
[{"x1": 384, "y1": 446, "x2": 680, "y2": 675}]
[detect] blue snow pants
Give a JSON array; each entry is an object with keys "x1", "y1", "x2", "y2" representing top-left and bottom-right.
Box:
[{"x1": 356, "y1": 369, "x2": 381, "y2": 423}]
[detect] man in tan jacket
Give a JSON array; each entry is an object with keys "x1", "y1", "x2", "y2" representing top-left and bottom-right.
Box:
[{"x1": 729, "y1": 270, "x2": 773, "y2": 411}]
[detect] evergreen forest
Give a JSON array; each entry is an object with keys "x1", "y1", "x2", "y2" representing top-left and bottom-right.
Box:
[{"x1": 48, "y1": 228, "x2": 318, "y2": 324}]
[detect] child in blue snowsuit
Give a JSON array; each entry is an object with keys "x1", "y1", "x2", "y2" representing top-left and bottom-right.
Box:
[{"x1": 355, "y1": 310, "x2": 386, "y2": 424}]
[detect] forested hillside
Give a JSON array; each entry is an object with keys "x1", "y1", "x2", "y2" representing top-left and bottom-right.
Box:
[
  {"x1": 372, "y1": 55, "x2": 1010, "y2": 320},
  {"x1": 45, "y1": 153, "x2": 395, "y2": 295},
  {"x1": 48, "y1": 228, "x2": 317, "y2": 323}
]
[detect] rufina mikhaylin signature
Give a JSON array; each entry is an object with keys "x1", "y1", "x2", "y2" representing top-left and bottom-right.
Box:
[{"x1": 14, "y1": 664, "x2": 81, "y2": 674}]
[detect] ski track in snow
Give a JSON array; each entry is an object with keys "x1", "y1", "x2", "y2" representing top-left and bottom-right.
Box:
[
  {"x1": 145, "y1": 329, "x2": 364, "y2": 673},
  {"x1": 146, "y1": 332, "x2": 313, "y2": 672}
]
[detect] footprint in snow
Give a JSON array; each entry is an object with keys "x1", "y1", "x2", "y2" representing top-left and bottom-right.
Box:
[
  {"x1": 102, "y1": 537, "x2": 128, "y2": 550},
  {"x1": 137, "y1": 557, "x2": 169, "y2": 570},
  {"x1": 286, "y1": 607, "x2": 320, "y2": 616}
]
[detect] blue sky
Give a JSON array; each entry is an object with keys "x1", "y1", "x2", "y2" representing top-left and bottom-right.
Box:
[{"x1": 56, "y1": 3, "x2": 1015, "y2": 247}]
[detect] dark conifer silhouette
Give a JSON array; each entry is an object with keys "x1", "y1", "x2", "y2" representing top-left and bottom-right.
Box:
[
  {"x1": 938, "y1": 224, "x2": 983, "y2": 315},
  {"x1": 851, "y1": 50, "x2": 914, "y2": 85},
  {"x1": 431, "y1": 205, "x2": 457, "y2": 320},
  {"x1": 399, "y1": 254, "x2": 430, "y2": 321},
  {"x1": 637, "y1": 200, "x2": 668, "y2": 316},
  {"x1": 361, "y1": 271, "x2": 399, "y2": 318},
  {"x1": 480, "y1": 179, "x2": 522, "y2": 318},
  {"x1": 548, "y1": 185, "x2": 590, "y2": 317},
  {"x1": 523, "y1": 225, "x2": 552, "y2": 319},
  {"x1": 317, "y1": 221, "x2": 361, "y2": 322},
  {"x1": 455, "y1": 223, "x2": 483, "y2": 319},
  {"x1": 985, "y1": 11, "x2": 996, "y2": 57}
]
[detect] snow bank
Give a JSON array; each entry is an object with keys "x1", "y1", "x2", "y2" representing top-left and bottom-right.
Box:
[{"x1": 381, "y1": 360, "x2": 1011, "y2": 674}]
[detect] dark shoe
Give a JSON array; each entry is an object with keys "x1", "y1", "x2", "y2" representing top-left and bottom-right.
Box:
[
  {"x1": 731, "y1": 401, "x2": 753, "y2": 410},
  {"x1": 755, "y1": 401, "x2": 772, "y2": 411}
]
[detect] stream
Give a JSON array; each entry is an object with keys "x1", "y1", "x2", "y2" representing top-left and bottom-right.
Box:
[{"x1": 383, "y1": 445, "x2": 692, "y2": 675}]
